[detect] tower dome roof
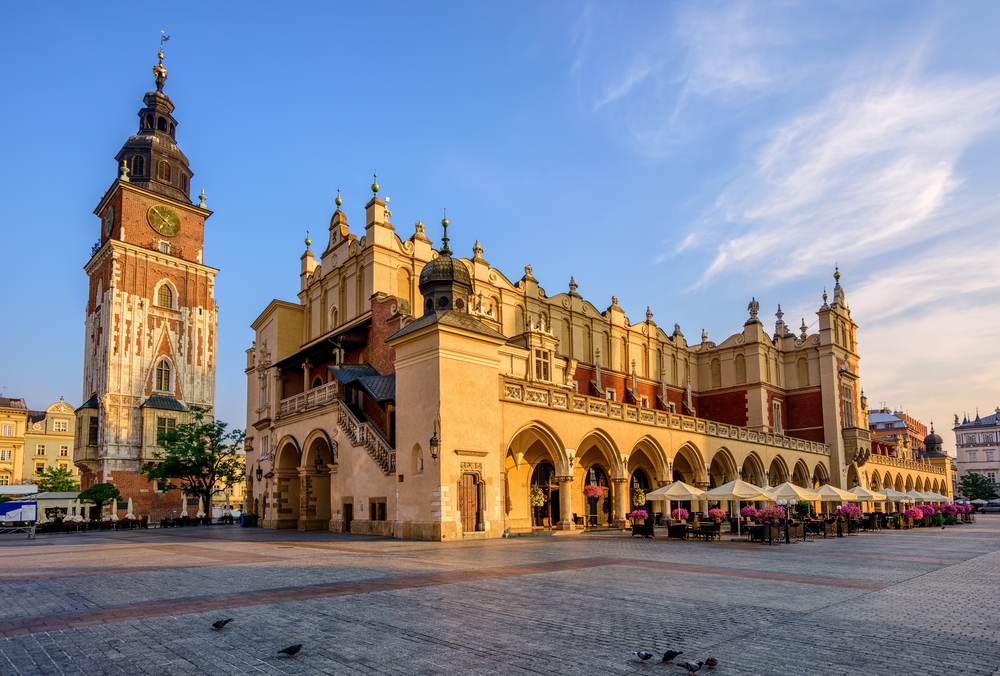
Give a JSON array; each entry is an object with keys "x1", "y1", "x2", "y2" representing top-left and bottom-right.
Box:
[{"x1": 419, "y1": 254, "x2": 471, "y2": 287}]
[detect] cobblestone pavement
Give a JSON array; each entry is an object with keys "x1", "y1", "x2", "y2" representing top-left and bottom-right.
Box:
[{"x1": 1, "y1": 518, "x2": 999, "y2": 675}]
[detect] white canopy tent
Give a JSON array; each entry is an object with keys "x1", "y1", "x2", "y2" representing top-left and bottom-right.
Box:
[{"x1": 704, "y1": 479, "x2": 776, "y2": 537}]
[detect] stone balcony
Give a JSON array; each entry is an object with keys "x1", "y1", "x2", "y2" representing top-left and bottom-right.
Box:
[
  {"x1": 867, "y1": 453, "x2": 946, "y2": 475},
  {"x1": 842, "y1": 426, "x2": 872, "y2": 466},
  {"x1": 500, "y1": 377, "x2": 830, "y2": 456},
  {"x1": 277, "y1": 381, "x2": 339, "y2": 419}
]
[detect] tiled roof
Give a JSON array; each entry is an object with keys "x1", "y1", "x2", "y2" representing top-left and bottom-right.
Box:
[
  {"x1": 0, "y1": 397, "x2": 27, "y2": 410},
  {"x1": 76, "y1": 395, "x2": 100, "y2": 411},
  {"x1": 26, "y1": 411, "x2": 46, "y2": 424},
  {"x1": 328, "y1": 363, "x2": 379, "y2": 384},
  {"x1": 356, "y1": 374, "x2": 395, "y2": 403},
  {"x1": 140, "y1": 395, "x2": 189, "y2": 412},
  {"x1": 387, "y1": 310, "x2": 507, "y2": 342},
  {"x1": 956, "y1": 412, "x2": 1000, "y2": 428}
]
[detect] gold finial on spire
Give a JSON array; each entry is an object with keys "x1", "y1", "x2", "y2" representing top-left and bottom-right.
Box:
[
  {"x1": 371, "y1": 172, "x2": 379, "y2": 198},
  {"x1": 153, "y1": 31, "x2": 170, "y2": 92},
  {"x1": 335, "y1": 187, "x2": 342, "y2": 211},
  {"x1": 120, "y1": 160, "x2": 130, "y2": 183},
  {"x1": 198, "y1": 189, "x2": 207, "y2": 209},
  {"x1": 305, "y1": 230, "x2": 312, "y2": 251}
]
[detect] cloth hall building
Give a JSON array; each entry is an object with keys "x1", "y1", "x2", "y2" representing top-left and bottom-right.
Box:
[{"x1": 244, "y1": 185, "x2": 951, "y2": 540}]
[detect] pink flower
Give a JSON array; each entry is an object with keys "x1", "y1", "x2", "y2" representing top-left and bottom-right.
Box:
[
  {"x1": 670, "y1": 508, "x2": 689, "y2": 520},
  {"x1": 740, "y1": 506, "x2": 760, "y2": 519},
  {"x1": 583, "y1": 485, "x2": 605, "y2": 498},
  {"x1": 708, "y1": 508, "x2": 726, "y2": 519},
  {"x1": 628, "y1": 509, "x2": 649, "y2": 521}
]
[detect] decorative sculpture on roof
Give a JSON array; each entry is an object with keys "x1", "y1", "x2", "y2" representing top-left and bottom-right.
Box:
[{"x1": 747, "y1": 297, "x2": 759, "y2": 320}]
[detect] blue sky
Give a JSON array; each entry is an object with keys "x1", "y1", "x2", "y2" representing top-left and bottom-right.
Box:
[{"x1": 1, "y1": 2, "x2": 998, "y2": 452}]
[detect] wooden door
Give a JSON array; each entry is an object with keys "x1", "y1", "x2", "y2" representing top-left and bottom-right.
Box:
[
  {"x1": 460, "y1": 474, "x2": 479, "y2": 532},
  {"x1": 344, "y1": 503, "x2": 353, "y2": 533}
]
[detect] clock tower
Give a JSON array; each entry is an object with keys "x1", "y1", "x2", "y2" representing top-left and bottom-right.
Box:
[{"x1": 75, "y1": 45, "x2": 219, "y2": 519}]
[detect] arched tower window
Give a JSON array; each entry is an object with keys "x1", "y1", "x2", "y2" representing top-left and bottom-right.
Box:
[
  {"x1": 155, "y1": 360, "x2": 171, "y2": 392},
  {"x1": 157, "y1": 284, "x2": 173, "y2": 308},
  {"x1": 169, "y1": 123, "x2": 175, "y2": 138},
  {"x1": 131, "y1": 156, "x2": 145, "y2": 177},
  {"x1": 157, "y1": 117, "x2": 167, "y2": 132},
  {"x1": 143, "y1": 114, "x2": 153, "y2": 129},
  {"x1": 710, "y1": 358, "x2": 722, "y2": 389},
  {"x1": 158, "y1": 161, "x2": 171, "y2": 182},
  {"x1": 180, "y1": 174, "x2": 189, "y2": 193}
]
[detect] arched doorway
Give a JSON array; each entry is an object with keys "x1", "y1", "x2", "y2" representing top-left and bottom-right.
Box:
[
  {"x1": 301, "y1": 435, "x2": 332, "y2": 531},
  {"x1": 272, "y1": 441, "x2": 300, "y2": 529},
  {"x1": 768, "y1": 457, "x2": 789, "y2": 486},
  {"x1": 583, "y1": 464, "x2": 611, "y2": 527},
  {"x1": 630, "y1": 468, "x2": 651, "y2": 518},
  {"x1": 531, "y1": 460, "x2": 559, "y2": 527}
]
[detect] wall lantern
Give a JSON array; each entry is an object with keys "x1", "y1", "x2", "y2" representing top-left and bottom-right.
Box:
[
  {"x1": 314, "y1": 454, "x2": 324, "y2": 474},
  {"x1": 255, "y1": 463, "x2": 263, "y2": 482},
  {"x1": 853, "y1": 476, "x2": 859, "y2": 487},
  {"x1": 860, "y1": 388, "x2": 867, "y2": 411},
  {"x1": 429, "y1": 430, "x2": 440, "y2": 462}
]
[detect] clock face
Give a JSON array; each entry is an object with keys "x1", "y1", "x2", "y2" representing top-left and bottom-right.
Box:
[
  {"x1": 103, "y1": 206, "x2": 115, "y2": 237},
  {"x1": 147, "y1": 205, "x2": 182, "y2": 237}
]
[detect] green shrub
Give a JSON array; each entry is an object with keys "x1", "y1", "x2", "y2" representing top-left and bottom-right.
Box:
[
  {"x1": 932, "y1": 513, "x2": 945, "y2": 526},
  {"x1": 944, "y1": 515, "x2": 959, "y2": 525}
]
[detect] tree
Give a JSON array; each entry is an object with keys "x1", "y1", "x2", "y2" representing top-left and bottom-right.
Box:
[
  {"x1": 77, "y1": 482, "x2": 123, "y2": 515},
  {"x1": 35, "y1": 466, "x2": 80, "y2": 493},
  {"x1": 141, "y1": 405, "x2": 245, "y2": 515},
  {"x1": 959, "y1": 473, "x2": 998, "y2": 501}
]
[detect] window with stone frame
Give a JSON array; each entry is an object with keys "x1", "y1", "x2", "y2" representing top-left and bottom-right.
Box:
[
  {"x1": 534, "y1": 349, "x2": 550, "y2": 382},
  {"x1": 841, "y1": 385, "x2": 855, "y2": 428},
  {"x1": 773, "y1": 401, "x2": 783, "y2": 434},
  {"x1": 88, "y1": 417, "x2": 99, "y2": 446},
  {"x1": 259, "y1": 375, "x2": 268, "y2": 410},
  {"x1": 158, "y1": 284, "x2": 173, "y2": 308},
  {"x1": 158, "y1": 241, "x2": 171, "y2": 254},
  {"x1": 131, "y1": 155, "x2": 145, "y2": 177},
  {"x1": 966, "y1": 434, "x2": 976, "y2": 444},
  {"x1": 0, "y1": 474, "x2": 9, "y2": 485},
  {"x1": 987, "y1": 471, "x2": 997, "y2": 483},
  {"x1": 641, "y1": 396, "x2": 649, "y2": 408},
  {"x1": 60, "y1": 445, "x2": 68, "y2": 457},
  {"x1": 155, "y1": 360, "x2": 171, "y2": 392},
  {"x1": 369, "y1": 498, "x2": 387, "y2": 521},
  {"x1": 985, "y1": 451, "x2": 995, "y2": 462},
  {"x1": 969, "y1": 451, "x2": 978, "y2": 462},
  {"x1": 54, "y1": 420, "x2": 68, "y2": 432},
  {"x1": 606, "y1": 389, "x2": 617, "y2": 402},
  {"x1": 668, "y1": 402, "x2": 676, "y2": 413},
  {"x1": 1, "y1": 424, "x2": 12, "y2": 436},
  {"x1": 35, "y1": 463, "x2": 45, "y2": 475},
  {"x1": 156, "y1": 417, "x2": 176, "y2": 445},
  {"x1": 0, "y1": 449, "x2": 11, "y2": 461},
  {"x1": 36, "y1": 445, "x2": 45, "y2": 456},
  {"x1": 158, "y1": 160, "x2": 171, "y2": 181}
]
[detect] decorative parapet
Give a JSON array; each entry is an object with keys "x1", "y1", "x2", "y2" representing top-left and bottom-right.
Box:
[
  {"x1": 277, "y1": 381, "x2": 339, "y2": 418},
  {"x1": 500, "y1": 377, "x2": 829, "y2": 456},
  {"x1": 867, "y1": 453, "x2": 946, "y2": 475}
]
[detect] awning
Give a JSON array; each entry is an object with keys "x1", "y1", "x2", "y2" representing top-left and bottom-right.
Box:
[
  {"x1": 140, "y1": 395, "x2": 189, "y2": 412},
  {"x1": 272, "y1": 318, "x2": 372, "y2": 371}
]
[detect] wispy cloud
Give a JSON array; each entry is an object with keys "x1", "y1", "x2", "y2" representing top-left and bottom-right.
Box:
[{"x1": 695, "y1": 71, "x2": 1000, "y2": 286}]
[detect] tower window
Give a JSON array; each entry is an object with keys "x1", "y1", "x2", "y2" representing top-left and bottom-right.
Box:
[
  {"x1": 158, "y1": 241, "x2": 171, "y2": 254},
  {"x1": 155, "y1": 360, "x2": 171, "y2": 392},
  {"x1": 157, "y1": 117, "x2": 167, "y2": 132},
  {"x1": 169, "y1": 123, "x2": 175, "y2": 138},
  {"x1": 180, "y1": 174, "x2": 189, "y2": 193},
  {"x1": 144, "y1": 114, "x2": 153, "y2": 129},
  {"x1": 88, "y1": 417, "x2": 98, "y2": 446},
  {"x1": 131, "y1": 156, "x2": 145, "y2": 177},
  {"x1": 158, "y1": 161, "x2": 171, "y2": 182},
  {"x1": 158, "y1": 284, "x2": 173, "y2": 308}
]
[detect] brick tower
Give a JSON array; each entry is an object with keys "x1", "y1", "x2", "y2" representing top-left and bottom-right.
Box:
[{"x1": 74, "y1": 43, "x2": 218, "y2": 519}]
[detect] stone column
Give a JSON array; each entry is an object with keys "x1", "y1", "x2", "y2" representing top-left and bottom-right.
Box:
[
  {"x1": 695, "y1": 481, "x2": 710, "y2": 517},
  {"x1": 556, "y1": 476, "x2": 574, "y2": 530},
  {"x1": 302, "y1": 360, "x2": 312, "y2": 391},
  {"x1": 612, "y1": 478, "x2": 629, "y2": 528}
]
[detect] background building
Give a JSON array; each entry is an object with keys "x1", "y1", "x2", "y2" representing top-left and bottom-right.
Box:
[
  {"x1": 73, "y1": 47, "x2": 218, "y2": 520},
  {"x1": 953, "y1": 409, "x2": 1000, "y2": 494},
  {"x1": 0, "y1": 397, "x2": 78, "y2": 485},
  {"x1": 868, "y1": 407, "x2": 927, "y2": 459}
]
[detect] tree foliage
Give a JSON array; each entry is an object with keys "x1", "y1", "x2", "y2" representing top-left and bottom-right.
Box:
[
  {"x1": 959, "y1": 472, "x2": 998, "y2": 501},
  {"x1": 77, "y1": 482, "x2": 122, "y2": 510},
  {"x1": 35, "y1": 466, "x2": 80, "y2": 493},
  {"x1": 140, "y1": 405, "x2": 245, "y2": 512}
]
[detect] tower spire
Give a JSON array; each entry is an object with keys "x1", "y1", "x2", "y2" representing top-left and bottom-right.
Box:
[
  {"x1": 153, "y1": 31, "x2": 170, "y2": 92},
  {"x1": 440, "y1": 209, "x2": 451, "y2": 255}
]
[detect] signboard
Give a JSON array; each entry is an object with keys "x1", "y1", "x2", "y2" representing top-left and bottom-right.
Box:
[{"x1": 0, "y1": 502, "x2": 37, "y2": 522}]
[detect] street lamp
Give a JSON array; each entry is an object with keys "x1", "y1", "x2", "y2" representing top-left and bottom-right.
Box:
[
  {"x1": 429, "y1": 420, "x2": 440, "y2": 463},
  {"x1": 314, "y1": 453, "x2": 324, "y2": 474},
  {"x1": 255, "y1": 463, "x2": 263, "y2": 482}
]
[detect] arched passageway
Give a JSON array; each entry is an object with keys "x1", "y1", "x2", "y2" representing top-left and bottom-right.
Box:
[{"x1": 301, "y1": 434, "x2": 333, "y2": 530}]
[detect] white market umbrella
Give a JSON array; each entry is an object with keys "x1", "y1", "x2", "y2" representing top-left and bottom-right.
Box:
[
  {"x1": 971, "y1": 499, "x2": 988, "y2": 505},
  {"x1": 880, "y1": 488, "x2": 908, "y2": 502},
  {"x1": 920, "y1": 492, "x2": 948, "y2": 503},
  {"x1": 904, "y1": 490, "x2": 927, "y2": 502},
  {"x1": 770, "y1": 481, "x2": 821, "y2": 502},
  {"x1": 814, "y1": 484, "x2": 859, "y2": 502},
  {"x1": 704, "y1": 479, "x2": 775, "y2": 537},
  {"x1": 110, "y1": 498, "x2": 119, "y2": 521},
  {"x1": 125, "y1": 497, "x2": 135, "y2": 519},
  {"x1": 849, "y1": 486, "x2": 887, "y2": 501},
  {"x1": 180, "y1": 492, "x2": 189, "y2": 518},
  {"x1": 644, "y1": 481, "x2": 706, "y2": 501},
  {"x1": 196, "y1": 497, "x2": 206, "y2": 518}
]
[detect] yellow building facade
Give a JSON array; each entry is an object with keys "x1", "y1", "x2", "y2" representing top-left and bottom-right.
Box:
[
  {"x1": 245, "y1": 188, "x2": 950, "y2": 540},
  {"x1": 0, "y1": 397, "x2": 79, "y2": 487}
]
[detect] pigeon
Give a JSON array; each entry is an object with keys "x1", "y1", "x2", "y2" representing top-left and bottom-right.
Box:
[
  {"x1": 278, "y1": 645, "x2": 302, "y2": 659},
  {"x1": 211, "y1": 618, "x2": 233, "y2": 631},
  {"x1": 634, "y1": 651, "x2": 654, "y2": 664},
  {"x1": 706, "y1": 657, "x2": 719, "y2": 669},
  {"x1": 681, "y1": 661, "x2": 705, "y2": 674},
  {"x1": 662, "y1": 650, "x2": 683, "y2": 664}
]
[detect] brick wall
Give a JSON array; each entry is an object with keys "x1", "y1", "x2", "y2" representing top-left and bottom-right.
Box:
[
  {"x1": 697, "y1": 390, "x2": 748, "y2": 427},
  {"x1": 101, "y1": 187, "x2": 208, "y2": 266},
  {"x1": 785, "y1": 390, "x2": 824, "y2": 443}
]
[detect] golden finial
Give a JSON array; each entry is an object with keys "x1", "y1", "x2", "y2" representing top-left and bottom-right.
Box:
[
  {"x1": 153, "y1": 31, "x2": 170, "y2": 92},
  {"x1": 440, "y1": 209, "x2": 451, "y2": 255},
  {"x1": 120, "y1": 160, "x2": 130, "y2": 183},
  {"x1": 335, "y1": 187, "x2": 342, "y2": 211},
  {"x1": 834, "y1": 264, "x2": 841, "y2": 285},
  {"x1": 371, "y1": 172, "x2": 379, "y2": 198},
  {"x1": 198, "y1": 189, "x2": 207, "y2": 209},
  {"x1": 305, "y1": 230, "x2": 312, "y2": 251}
]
